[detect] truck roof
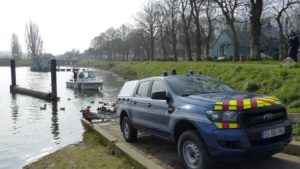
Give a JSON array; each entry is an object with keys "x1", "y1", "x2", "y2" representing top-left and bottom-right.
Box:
[{"x1": 140, "y1": 75, "x2": 210, "y2": 81}]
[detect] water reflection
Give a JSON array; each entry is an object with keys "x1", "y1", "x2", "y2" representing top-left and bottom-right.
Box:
[
  {"x1": 10, "y1": 94, "x2": 20, "y2": 135},
  {"x1": 51, "y1": 101, "x2": 60, "y2": 142},
  {"x1": 73, "y1": 89, "x2": 104, "y2": 98},
  {"x1": 10, "y1": 94, "x2": 19, "y2": 124},
  {"x1": 0, "y1": 67, "x2": 125, "y2": 169}
]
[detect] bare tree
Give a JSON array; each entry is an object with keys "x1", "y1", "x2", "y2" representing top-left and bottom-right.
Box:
[
  {"x1": 269, "y1": 0, "x2": 300, "y2": 60},
  {"x1": 179, "y1": 0, "x2": 193, "y2": 60},
  {"x1": 190, "y1": 0, "x2": 205, "y2": 61},
  {"x1": 164, "y1": 0, "x2": 180, "y2": 61},
  {"x1": 25, "y1": 21, "x2": 43, "y2": 57},
  {"x1": 136, "y1": 2, "x2": 163, "y2": 61},
  {"x1": 11, "y1": 33, "x2": 22, "y2": 59},
  {"x1": 290, "y1": 6, "x2": 300, "y2": 32},
  {"x1": 214, "y1": 0, "x2": 244, "y2": 61},
  {"x1": 200, "y1": 0, "x2": 217, "y2": 59},
  {"x1": 158, "y1": 24, "x2": 168, "y2": 60},
  {"x1": 247, "y1": 0, "x2": 263, "y2": 60},
  {"x1": 119, "y1": 24, "x2": 132, "y2": 61}
]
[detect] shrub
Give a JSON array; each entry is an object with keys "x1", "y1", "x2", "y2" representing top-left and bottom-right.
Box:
[
  {"x1": 243, "y1": 81, "x2": 260, "y2": 92},
  {"x1": 279, "y1": 70, "x2": 290, "y2": 80},
  {"x1": 289, "y1": 100, "x2": 300, "y2": 108},
  {"x1": 293, "y1": 123, "x2": 300, "y2": 136}
]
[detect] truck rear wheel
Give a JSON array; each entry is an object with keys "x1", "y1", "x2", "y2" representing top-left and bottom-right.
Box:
[
  {"x1": 178, "y1": 130, "x2": 215, "y2": 169},
  {"x1": 121, "y1": 116, "x2": 137, "y2": 142}
]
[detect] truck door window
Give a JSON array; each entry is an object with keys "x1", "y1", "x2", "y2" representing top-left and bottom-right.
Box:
[
  {"x1": 119, "y1": 80, "x2": 138, "y2": 97},
  {"x1": 151, "y1": 80, "x2": 167, "y2": 94},
  {"x1": 136, "y1": 81, "x2": 151, "y2": 97}
]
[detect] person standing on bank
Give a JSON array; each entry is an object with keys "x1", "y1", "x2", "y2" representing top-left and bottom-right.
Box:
[
  {"x1": 288, "y1": 29, "x2": 299, "y2": 62},
  {"x1": 73, "y1": 70, "x2": 78, "y2": 82}
]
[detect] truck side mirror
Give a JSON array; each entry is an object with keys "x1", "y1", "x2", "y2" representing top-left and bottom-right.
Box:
[{"x1": 151, "y1": 91, "x2": 167, "y2": 100}]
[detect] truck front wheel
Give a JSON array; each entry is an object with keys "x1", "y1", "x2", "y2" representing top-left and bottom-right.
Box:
[
  {"x1": 121, "y1": 116, "x2": 137, "y2": 142},
  {"x1": 178, "y1": 130, "x2": 215, "y2": 169}
]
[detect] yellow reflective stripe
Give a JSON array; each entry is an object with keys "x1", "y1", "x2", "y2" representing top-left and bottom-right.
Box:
[
  {"x1": 229, "y1": 123, "x2": 238, "y2": 128},
  {"x1": 243, "y1": 99, "x2": 251, "y2": 109},
  {"x1": 214, "y1": 106, "x2": 222, "y2": 110},
  {"x1": 215, "y1": 101, "x2": 223, "y2": 105},
  {"x1": 256, "y1": 100, "x2": 265, "y2": 107},
  {"x1": 229, "y1": 105, "x2": 237, "y2": 110},
  {"x1": 214, "y1": 96, "x2": 282, "y2": 111},
  {"x1": 262, "y1": 98, "x2": 277, "y2": 103},
  {"x1": 257, "y1": 99, "x2": 272, "y2": 107},
  {"x1": 215, "y1": 122, "x2": 222, "y2": 128},
  {"x1": 274, "y1": 101, "x2": 281, "y2": 104},
  {"x1": 269, "y1": 96, "x2": 279, "y2": 101},
  {"x1": 229, "y1": 100, "x2": 237, "y2": 105}
]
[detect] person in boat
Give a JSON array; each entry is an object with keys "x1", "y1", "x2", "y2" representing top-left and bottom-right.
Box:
[
  {"x1": 83, "y1": 106, "x2": 97, "y2": 122},
  {"x1": 73, "y1": 70, "x2": 78, "y2": 82}
]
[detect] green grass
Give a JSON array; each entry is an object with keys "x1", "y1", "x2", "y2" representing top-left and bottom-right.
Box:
[
  {"x1": 293, "y1": 123, "x2": 300, "y2": 141},
  {"x1": 16, "y1": 59, "x2": 32, "y2": 66},
  {"x1": 79, "y1": 60, "x2": 300, "y2": 113},
  {"x1": 24, "y1": 131, "x2": 133, "y2": 169}
]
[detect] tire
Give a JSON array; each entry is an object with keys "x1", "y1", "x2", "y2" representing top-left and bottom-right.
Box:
[
  {"x1": 178, "y1": 130, "x2": 215, "y2": 169},
  {"x1": 121, "y1": 116, "x2": 137, "y2": 142}
]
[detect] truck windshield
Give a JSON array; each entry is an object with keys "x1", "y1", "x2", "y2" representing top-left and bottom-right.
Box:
[{"x1": 166, "y1": 76, "x2": 233, "y2": 96}]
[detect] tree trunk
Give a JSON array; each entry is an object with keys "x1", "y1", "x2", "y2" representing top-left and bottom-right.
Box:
[
  {"x1": 230, "y1": 25, "x2": 239, "y2": 61},
  {"x1": 161, "y1": 36, "x2": 167, "y2": 60},
  {"x1": 150, "y1": 26, "x2": 155, "y2": 61},
  {"x1": 276, "y1": 18, "x2": 284, "y2": 61},
  {"x1": 160, "y1": 25, "x2": 167, "y2": 60},
  {"x1": 205, "y1": 42, "x2": 210, "y2": 60},
  {"x1": 181, "y1": 16, "x2": 192, "y2": 61},
  {"x1": 171, "y1": 27, "x2": 178, "y2": 61},
  {"x1": 195, "y1": 22, "x2": 202, "y2": 61},
  {"x1": 249, "y1": 0, "x2": 263, "y2": 60},
  {"x1": 204, "y1": 21, "x2": 213, "y2": 60}
]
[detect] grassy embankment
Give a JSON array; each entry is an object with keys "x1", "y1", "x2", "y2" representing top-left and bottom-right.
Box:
[
  {"x1": 16, "y1": 59, "x2": 32, "y2": 66},
  {"x1": 79, "y1": 60, "x2": 300, "y2": 114},
  {"x1": 294, "y1": 123, "x2": 300, "y2": 141},
  {"x1": 24, "y1": 130, "x2": 133, "y2": 169}
]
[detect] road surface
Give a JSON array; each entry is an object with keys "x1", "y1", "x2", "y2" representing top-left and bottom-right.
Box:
[{"x1": 95, "y1": 123, "x2": 300, "y2": 169}]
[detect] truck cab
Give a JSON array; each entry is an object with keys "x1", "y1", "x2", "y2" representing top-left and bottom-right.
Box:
[{"x1": 116, "y1": 75, "x2": 292, "y2": 169}]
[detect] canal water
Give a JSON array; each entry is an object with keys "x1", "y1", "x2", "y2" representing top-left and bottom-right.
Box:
[{"x1": 0, "y1": 67, "x2": 125, "y2": 169}]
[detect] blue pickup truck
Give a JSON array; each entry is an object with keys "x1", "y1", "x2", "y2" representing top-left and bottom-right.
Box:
[{"x1": 115, "y1": 74, "x2": 292, "y2": 169}]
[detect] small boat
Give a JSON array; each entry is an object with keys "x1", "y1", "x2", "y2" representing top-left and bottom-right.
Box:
[{"x1": 66, "y1": 70, "x2": 103, "y2": 90}]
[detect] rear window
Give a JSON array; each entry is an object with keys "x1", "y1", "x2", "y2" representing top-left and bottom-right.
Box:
[
  {"x1": 118, "y1": 80, "x2": 138, "y2": 97},
  {"x1": 136, "y1": 81, "x2": 151, "y2": 97}
]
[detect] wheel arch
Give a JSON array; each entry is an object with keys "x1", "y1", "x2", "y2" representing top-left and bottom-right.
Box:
[
  {"x1": 120, "y1": 110, "x2": 128, "y2": 125},
  {"x1": 173, "y1": 120, "x2": 206, "y2": 144}
]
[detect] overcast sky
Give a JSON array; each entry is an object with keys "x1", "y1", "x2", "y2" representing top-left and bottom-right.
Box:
[{"x1": 0, "y1": 0, "x2": 147, "y2": 55}]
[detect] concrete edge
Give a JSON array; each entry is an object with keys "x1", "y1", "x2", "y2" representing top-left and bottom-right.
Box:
[
  {"x1": 288, "y1": 113, "x2": 300, "y2": 123},
  {"x1": 284, "y1": 140, "x2": 300, "y2": 156},
  {"x1": 81, "y1": 118, "x2": 163, "y2": 169}
]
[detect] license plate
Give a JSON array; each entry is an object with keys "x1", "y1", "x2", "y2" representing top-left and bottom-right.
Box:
[{"x1": 262, "y1": 127, "x2": 285, "y2": 139}]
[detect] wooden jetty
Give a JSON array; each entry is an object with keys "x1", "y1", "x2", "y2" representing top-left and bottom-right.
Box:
[{"x1": 10, "y1": 59, "x2": 59, "y2": 101}]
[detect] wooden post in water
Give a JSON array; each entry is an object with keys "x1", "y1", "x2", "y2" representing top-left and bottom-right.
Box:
[
  {"x1": 10, "y1": 59, "x2": 16, "y2": 93},
  {"x1": 51, "y1": 59, "x2": 58, "y2": 100}
]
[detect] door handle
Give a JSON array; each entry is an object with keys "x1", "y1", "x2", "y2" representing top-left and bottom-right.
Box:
[{"x1": 147, "y1": 103, "x2": 151, "y2": 107}]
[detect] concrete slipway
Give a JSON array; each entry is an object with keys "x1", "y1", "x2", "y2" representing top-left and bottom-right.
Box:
[{"x1": 81, "y1": 118, "x2": 300, "y2": 169}]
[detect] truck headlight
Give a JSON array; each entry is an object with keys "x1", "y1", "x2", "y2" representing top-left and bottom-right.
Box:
[{"x1": 206, "y1": 110, "x2": 240, "y2": 122}]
